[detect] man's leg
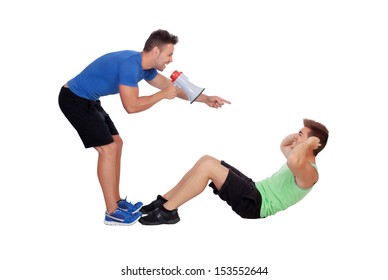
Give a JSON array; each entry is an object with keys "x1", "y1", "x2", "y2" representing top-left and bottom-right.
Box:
[
  {"x1": 139, "y1": 155, "x2": 230, "y2": 225},
  {"x1": 95, "y1": 142, "x2": 119, "y2": 213},
  {"x1": 163, "y1": 155, "x2": 229, "y2": 210},
  {"x1": 112, "y1": 135, "x2": 123, "y2": 199}
]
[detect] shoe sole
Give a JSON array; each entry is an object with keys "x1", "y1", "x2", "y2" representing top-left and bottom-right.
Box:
[
  {"x1": 139, "y1": 217, "x2": 180, "y2": 226},
  {"x1": 104, "y1": 215, "x2": 141, "y2": 226}
]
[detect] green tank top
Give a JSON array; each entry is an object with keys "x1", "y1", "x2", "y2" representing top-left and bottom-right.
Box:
[{"x1": 255, "y1": 163, "x2": 317, "y2": 218}]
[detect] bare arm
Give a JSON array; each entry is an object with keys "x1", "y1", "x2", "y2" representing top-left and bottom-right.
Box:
[
  {"x1": 149, "y1": 73, "x2": 231, "y2": 108},
  {"x1": 147, "y1": 73, "x2": 188, "y2": 100},
  {"x1": 195, "y1": 93, "x2": 231, "y2": 108},
  {"x1": 119, "y1": 83, "x2": 177, "y2": 114},
  {"x1": 280, "y1": 133, "x2": 298, "y2": 158},
  {"x1": 286, "y1": 136, "x2": 321, "y2": 188}
]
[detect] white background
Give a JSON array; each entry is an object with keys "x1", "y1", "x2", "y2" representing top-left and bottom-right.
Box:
[{"x1": 1, "y1": 0, "x2": 387, "y2": 279}]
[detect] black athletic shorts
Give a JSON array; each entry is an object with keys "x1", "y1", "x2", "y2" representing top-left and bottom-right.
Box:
[
  {"x1": 58, "y1": 86, "x2": 119, "y2": 148},
  {"x1": 209, "y1": 161, "x2": 262, "y2": 219}
]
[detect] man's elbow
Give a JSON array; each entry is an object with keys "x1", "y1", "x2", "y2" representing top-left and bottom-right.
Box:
[
  {"x1": 287, "y1": 155, "x2": 303, "y2": 168},
  {"x1": 123, "y1": 105, "x2": 140, "y2": 114}
]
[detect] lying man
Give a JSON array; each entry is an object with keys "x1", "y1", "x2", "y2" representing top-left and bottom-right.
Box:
[{"x1": 140, "y1": 119, "x2": 329, "y2": 225}]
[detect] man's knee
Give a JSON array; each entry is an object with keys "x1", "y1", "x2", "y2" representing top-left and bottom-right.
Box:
[
  {"x1": 198, "y1": 155, "x2": 215, "y2": 164},
  {"x1": 113, "y1": 135, "x2": 123, "y2": 149},
  {"x1": 95, "y1": 142, "x2": 117, "y2": 156},
  {"x1": 197, "y1": 155, "x2": 219, "y2": 172}
]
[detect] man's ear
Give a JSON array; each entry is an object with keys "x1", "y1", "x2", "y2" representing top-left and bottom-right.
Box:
[{"x1": 152, "y1": 46, "x2": 160, "y2": 56}]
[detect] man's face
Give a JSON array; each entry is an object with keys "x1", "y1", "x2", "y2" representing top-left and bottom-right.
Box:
[
  {"x1": 154, "y1": 44, "x2": 174, "y2": 71},
  {"x1": 291, "y1": 127, "x2": 311, "y2": 148}
]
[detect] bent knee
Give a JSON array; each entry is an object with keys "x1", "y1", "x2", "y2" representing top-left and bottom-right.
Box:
[
  {"x1": 95, "y1": 142, "x2": 117, "y2": 155},
  {"x1": 113, "y1": 134, "x2": 123, "y2": 144},
  {"x1": 113, "y1": 135, "x2": 123, "y2": 148},
  {"x1": 197, "y1": 155, "x2": 220, "y2": 171},
  {"x1": 198, "y1": 155, "x2": 216, "y2": 164}
]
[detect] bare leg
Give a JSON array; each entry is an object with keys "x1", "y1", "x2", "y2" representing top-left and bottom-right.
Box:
[
  {"x1": 112, "y1": 135, "x2": 123, "y2": 200},
  {"x1": 162, "y1": 157, "x2": 208, "y2": 200},
  {"x1": 95, "y1": 141, "x2": 120, "y2": 213},
  {"x1": 163, "y1": 155, "x2": 229, "y2": 210}
]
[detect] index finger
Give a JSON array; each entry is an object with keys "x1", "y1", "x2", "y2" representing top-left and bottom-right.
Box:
[{"x1": 219, "y1": 97, "x2": 231, "y2": 104}]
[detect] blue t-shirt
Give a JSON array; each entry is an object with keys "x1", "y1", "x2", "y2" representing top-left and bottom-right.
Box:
[{"x1": 67, "y1": 51, "x2": 158, "y2": 101}]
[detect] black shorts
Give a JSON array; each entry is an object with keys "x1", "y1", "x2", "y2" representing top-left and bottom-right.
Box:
[
  {"x1": 58, "y1": 86, "x2": 119, "y2": 148},
  {"x1": 209, "y1": 161, "x2": 262, "y2": 219}
]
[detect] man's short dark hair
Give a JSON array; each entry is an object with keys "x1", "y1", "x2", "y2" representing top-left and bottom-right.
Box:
[
  {"x1": 143, "y1": 29, "x2": 179, "y2": 52},
  {"x1": 303, "y1": 119, "x2": 329, "y2": 156}
]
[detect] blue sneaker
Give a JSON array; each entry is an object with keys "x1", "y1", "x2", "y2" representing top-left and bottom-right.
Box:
[
  {"x1": 117, "y1": 196, "x2": 143, "y2": 213},
  {"x1": 104, "y1": 208, "x2": 142, "y2": 226}
]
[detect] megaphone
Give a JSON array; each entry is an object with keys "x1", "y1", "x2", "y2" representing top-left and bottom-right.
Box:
[{"x1": 170, "y1": 70, "x2": 205, "y2": 104}]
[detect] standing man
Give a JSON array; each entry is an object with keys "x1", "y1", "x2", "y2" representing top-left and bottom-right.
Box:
[{"x1": 58, "y1": 29, "x2": 231, "y2": 226}]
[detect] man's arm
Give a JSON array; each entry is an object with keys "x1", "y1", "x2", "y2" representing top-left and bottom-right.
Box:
[
  {"x1": 148, "y1": 73, "x2": 231, "y2": 108},
  {"x1": 195, "y1": 94, "x2": 231, "y2": 108},
  {"x1": 119, "y1": 83, "x2": 177, "y2": 114},
  {"x1": 146, "y1": 73, "x2": 188, "y2": 100},
  {"x1": 280, "y1": 133, "x2": 298, "y2": 158},
  {"x1": 286, "y1": 136, "x2": 321, "y2": 189}
]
